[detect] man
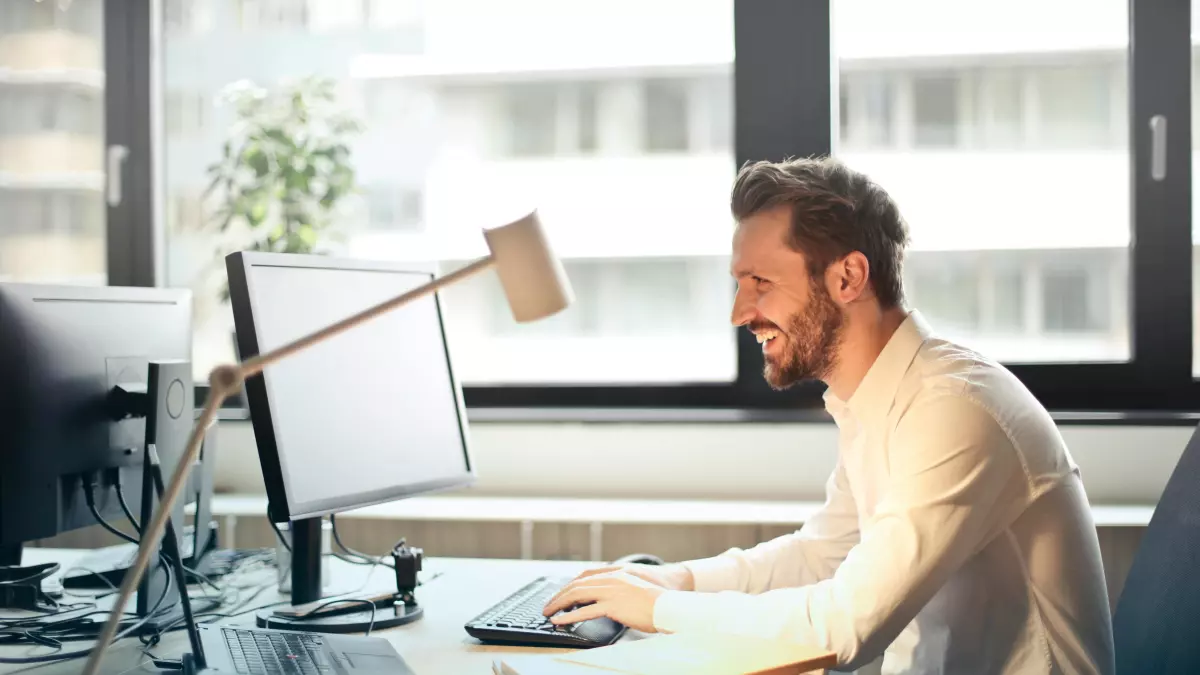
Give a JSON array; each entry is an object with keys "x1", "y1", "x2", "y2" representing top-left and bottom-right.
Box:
[{"x1": 543, "y1": 157, "x2": 1115, "y2": 674}]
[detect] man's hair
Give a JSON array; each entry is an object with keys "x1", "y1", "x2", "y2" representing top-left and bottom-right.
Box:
[{"x1": 730, "y1": 157, "x2": 910, "y2": 309}]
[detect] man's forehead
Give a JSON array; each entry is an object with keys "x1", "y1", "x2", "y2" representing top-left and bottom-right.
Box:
[{"x1": 731, "y1": 213, "x2": 800, "y2": 275}]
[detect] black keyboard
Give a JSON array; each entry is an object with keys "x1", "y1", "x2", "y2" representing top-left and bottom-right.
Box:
[
  {"x1": 222, "y1": 627, "x2": 332, "y2": 674},
  {"x1": 464, "y1": 576, "x2": 626, "y2": 648}
]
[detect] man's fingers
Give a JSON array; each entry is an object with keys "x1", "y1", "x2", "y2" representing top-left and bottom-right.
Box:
[
  {"x1": 550, "y1": 602, "x2": 609, "y2": 625},
  {"x1": 621, "y1": 567, "x2": 662, "y2": 585},
  {"x1": 544, "y1": 574, "x2": 618, "y2": 613},
  {"x1": 543, "y1": 584, "x2": 613, "y2": 617},
  {"x1": 575, "y1": 566, "x2": 622, "y2": 580}
]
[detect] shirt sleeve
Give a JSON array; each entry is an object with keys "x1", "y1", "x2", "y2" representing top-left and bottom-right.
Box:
[
  {"x1": 653, "y1": 394, "x2": 1031, "y2": 670},
  {"x1": 684, "y1": 454, "x2": 860, "y2": 594}
]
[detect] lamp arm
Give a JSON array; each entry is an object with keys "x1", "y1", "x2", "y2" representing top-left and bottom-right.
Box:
[
  {"x1": 81, "y1": 393, "x2": 222, "y2": 675},
  {"x1": 82, "y1": 254, "x2": 496, "y2": 675},
  {"x1": 242, "y1": 255, "x2": 495, "y2": 378}
]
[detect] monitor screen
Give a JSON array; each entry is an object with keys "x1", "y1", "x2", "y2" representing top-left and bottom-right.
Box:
[{"x1": 230, "y1": 255, "x2": 473, "y2": 520}]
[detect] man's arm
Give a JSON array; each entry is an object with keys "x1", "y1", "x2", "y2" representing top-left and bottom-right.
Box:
[
  {"x1": 653, "y1": 395, "x2": 1030, "y2": 669},
  {"x1": 683, "y1": 456, "x2": 860, "y2": 594}
]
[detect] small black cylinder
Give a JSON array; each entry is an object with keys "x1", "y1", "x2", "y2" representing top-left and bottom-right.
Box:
[{"x1": 290, "y1": 517, "x2": 323, "y2": 604}]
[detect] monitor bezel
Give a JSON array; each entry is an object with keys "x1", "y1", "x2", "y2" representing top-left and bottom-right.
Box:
[{"x1": 226, "y1": 252, "x2": 476, "y2": 522}]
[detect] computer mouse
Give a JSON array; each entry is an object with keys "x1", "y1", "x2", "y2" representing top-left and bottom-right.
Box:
[{"x1": 611, "y1": 553, "x2": 665, "y2": 566}]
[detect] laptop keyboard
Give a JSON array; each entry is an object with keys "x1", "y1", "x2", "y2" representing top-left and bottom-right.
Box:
[{"x1": 222, "y1": 627, "x2": 332, "y2": 674}]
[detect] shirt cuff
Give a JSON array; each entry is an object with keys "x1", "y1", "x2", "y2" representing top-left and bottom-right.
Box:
[
  {"x1": 653, "y1": 590, "x2": 723, "y2": 634},
  {"x1": 683, "y1": 554, "x2": 743, "y2": 593}
]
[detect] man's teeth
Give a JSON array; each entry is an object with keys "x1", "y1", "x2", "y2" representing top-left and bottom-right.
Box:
[{"x1": 756, "y1": 331, "x2": 779, "y2": 344}]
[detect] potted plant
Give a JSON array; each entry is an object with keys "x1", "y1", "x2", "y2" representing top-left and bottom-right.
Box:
[
  {"x1": 205, "y1": 75, "x2": 364, "y2": 298},
  {"x1": 199, "y1": 76, "x2": 363, "y2": 405}
]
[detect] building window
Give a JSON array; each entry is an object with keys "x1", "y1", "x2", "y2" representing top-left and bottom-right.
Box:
[
  {"x1": 364, "y1": 0, "x2": 421, "y2": 29},
  {"x1": 991, "y1": 268, "x2": 1026, "y2": 331},
  {"x1": 912, "y1": 74, "x2": 960, "y2": 148},
  {"x1": 164, "y1": 0, "x2": 213, "y2": 35},
  {"x1": 0, "y1": 86, "x2": 102, "y2": 136},
  {"x1": 577, "y1": 84, "x2": 599, "y2": 154},
  {"x1": 909, "y1": 265, "x2": 980, "y2": 331},
  {"x1": 367, "y1": 187, "x2": 422, "y2": 231},
  {"x1": 166, "y1": 90, "x2": 209, "y2": 138},
  {"x1": 644, "y1": 79, "x2": 690, "y2": 153},
  {"x1": 1043, "y1": 269, "x2": 1106, "y2": 332},
  {"x1": 1035, "y1": 65, "x2": 1116, "y2": 148},
  {"x1": 842, "y1": 73, "x2": 895, "y2": 148},
  {"x1": 504, "y1": 84, "x2": 558, "y2": 157},
  {"x1": 239, "y1": 0, "x2": 309, "y2": 31},
  {"x1": 971, "y1": 69, "x2": 1026, "y2": 148}
]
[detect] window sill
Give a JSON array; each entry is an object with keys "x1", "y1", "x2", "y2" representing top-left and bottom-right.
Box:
[{"x1": 213, "y1": 405, "x2": 1200, "y2": 426}]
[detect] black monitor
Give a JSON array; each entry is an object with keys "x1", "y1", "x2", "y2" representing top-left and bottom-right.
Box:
[
  {"x1": 226, "y1": 252, "x2": 474, "y2": 624},
  {"x1": 0, "y1": 283, "x2": 193, "y2": 566}
]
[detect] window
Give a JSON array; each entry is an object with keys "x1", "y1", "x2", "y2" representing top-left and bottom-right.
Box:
[
  {"x1": 991, "y1": 268, "x2": 1025, "y2": 332},
  {"x1": 504, "y1": 83, "x2": 559, "y2": 157},
  {"x1": 164, "y1": 0, "x2": 213, "y2": 35},
  {"x1": 1035, "y1": 65, "x2": 1119, "y2": 148},
  {"x1": 166, "y1": 90, "x2": 209, "y2": 137},
  {"x1": 974, "y1": 69, "x2": 1024, "y2": 148},
  {"x1": 912, "y1": 74, "x2": 960, "y2": 148},
  {"x1": 577, "y1": 85, "x2": 598, "y2": 153},
  {"x1": 364, "y1": 0, "x2": 420, "y2": 30},
  {"x1": 841, "y1": 73, "x2": 894, "y2": 147},
  {"x1": 162, "y1": 0, "x2": 736, "y2": 386},
  {"x1": 366, "y1": 187, "x2": 422, "y2": 231},
  {"x1": 644, "y1": 79, "x2": 690, "y2": 153},
  {"x1": 908, "y1": 262, "x2": 980, "y2": 332},
  {"x1": 0, "y1": 0, "x2": 105, "y2": 286},
  {"x1": 836, "y1": 0, "x2": 1130, "y2": 365},
  {"x1": 239, "y1": 0, "x2": 308, "y2": 31},
  {"x1": 1043, "y1": 269, "x2": 1106, "y2": 333}
]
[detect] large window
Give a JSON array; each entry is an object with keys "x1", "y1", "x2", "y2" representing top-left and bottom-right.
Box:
[
  {"x1": 0, "y1": 0, "x2": 106, "y2": 285},
  {"x1": 161, "y1": 0, "x2": 737, "y2": 386},
  {"x1": 835, "y1": 0, "x2": 1131, "y2": 365},
  {"x1": 38, "y1": 1, "x2": 1199, "y2": 413}
]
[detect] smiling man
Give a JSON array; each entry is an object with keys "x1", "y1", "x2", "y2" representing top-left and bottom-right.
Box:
[{"x1": 543, "y1": 157, "x2": 1115, "y2": 674}]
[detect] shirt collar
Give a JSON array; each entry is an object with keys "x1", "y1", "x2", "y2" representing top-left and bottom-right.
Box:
[{"x1": 823, "y1": 311, "x2": 933, "y2": 425}]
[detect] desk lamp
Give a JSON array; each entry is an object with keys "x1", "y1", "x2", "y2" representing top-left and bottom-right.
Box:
[{"x1": 82, "y1": 211, "x2": 573, "y2": 675}]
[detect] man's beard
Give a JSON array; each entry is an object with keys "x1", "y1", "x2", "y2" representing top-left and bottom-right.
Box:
[{"x1": 759, "y1": 284, "x2": 845, "y2": 390}]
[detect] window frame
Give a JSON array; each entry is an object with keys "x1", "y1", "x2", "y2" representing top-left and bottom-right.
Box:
[{"x1": 110, "y1": 0, "x2": 1199, "y2": 417}]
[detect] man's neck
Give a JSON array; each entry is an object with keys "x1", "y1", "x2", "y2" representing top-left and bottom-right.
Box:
[{"x1": 825, "y1": 306, "x2": 909, "y2": 402}]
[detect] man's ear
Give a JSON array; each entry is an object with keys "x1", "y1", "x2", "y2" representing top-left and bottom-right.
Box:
[{"x1": 827, "y1": 252, "x2": 871, "y2": 305}]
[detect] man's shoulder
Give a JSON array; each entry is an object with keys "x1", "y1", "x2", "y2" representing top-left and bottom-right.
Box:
[{"x1": 899, "y1": 335, "x2": 1044, "y2": 420}]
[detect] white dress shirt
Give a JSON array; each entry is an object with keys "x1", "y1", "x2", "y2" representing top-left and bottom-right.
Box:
[{"x1": 653, "y1": 312, "x2": 1115, "y2": 674}]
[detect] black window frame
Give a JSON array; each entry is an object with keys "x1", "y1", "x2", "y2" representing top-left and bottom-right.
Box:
[{"x1": 107, "y1": 0, "x2": 1199, "y2": 418}]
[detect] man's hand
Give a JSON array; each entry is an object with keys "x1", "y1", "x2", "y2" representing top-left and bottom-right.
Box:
[
  {"x1": 541, "y1": 570, "x2": 668, "y2": 633},
  {"x1": 567, "y1": 562, "x2": 695, "y2": 592}
]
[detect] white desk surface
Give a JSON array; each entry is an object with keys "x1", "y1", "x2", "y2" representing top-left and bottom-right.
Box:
[
  {"x1": 202, "y1": 493, "x2": 1156, "y2": 527},
  {"x1": 2, "y1": 548, "x2": 618, "y2": 675}
]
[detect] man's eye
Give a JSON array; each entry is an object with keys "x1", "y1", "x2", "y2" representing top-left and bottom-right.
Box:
[{"x1": 753, "y1": 276, "x2": 769, "y2": 284}]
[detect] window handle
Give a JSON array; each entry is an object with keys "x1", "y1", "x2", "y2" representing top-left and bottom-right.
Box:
[
  {"x1": 1149, "y1": 115, "x2": 1167, "y2": 182},
  {"x1": 106, "y1": 144, "x2": 130, "y2": 207}
]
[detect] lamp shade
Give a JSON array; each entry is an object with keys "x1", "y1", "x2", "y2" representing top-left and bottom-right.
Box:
[{"x1": 483, "y1": 210, "x2": 574, "y2": 323}]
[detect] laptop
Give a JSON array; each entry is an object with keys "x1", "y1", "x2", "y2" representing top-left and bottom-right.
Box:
[{"x1": 196, "y1": 623, "x2": 414, "y2": 674}]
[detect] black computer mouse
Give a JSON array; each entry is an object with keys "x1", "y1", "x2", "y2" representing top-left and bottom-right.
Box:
[{"x1": 611, "y1": 552, "x2": 665, "y2": 566}]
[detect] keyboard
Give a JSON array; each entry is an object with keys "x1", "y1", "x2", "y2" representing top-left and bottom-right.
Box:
[
  {"x1": 222, "y1": 627, "x2": 331, "y2": 674},
  {"x1": 464, "y1": 576, "x2": 626, "y2": 648}
]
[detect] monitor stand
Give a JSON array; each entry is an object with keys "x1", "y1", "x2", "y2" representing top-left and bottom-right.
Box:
[{"x1": 254, "y1": 517, "x2": 423, "y2": 634}]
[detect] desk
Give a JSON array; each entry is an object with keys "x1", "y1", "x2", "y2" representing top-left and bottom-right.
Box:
[{"x1": 2, "y1": 549, "x2": 625, "y2": 675}]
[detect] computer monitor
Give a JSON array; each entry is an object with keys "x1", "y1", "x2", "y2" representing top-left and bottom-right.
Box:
[
  {"x1": 0, "y1": 283, "x2": 193, "y2": 566},
  {"x1": 226, "y1": 252, "x2": 475, "y2": 613}
]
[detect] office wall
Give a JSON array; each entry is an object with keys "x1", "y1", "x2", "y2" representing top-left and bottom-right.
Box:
[{"x1": 212, "y1": 420, "x2": 1189, "y2": 505}]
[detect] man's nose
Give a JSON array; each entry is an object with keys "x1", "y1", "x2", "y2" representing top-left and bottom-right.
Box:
[{"x1": 731, "y1": 290, "x2": 755, "y2": 327}]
